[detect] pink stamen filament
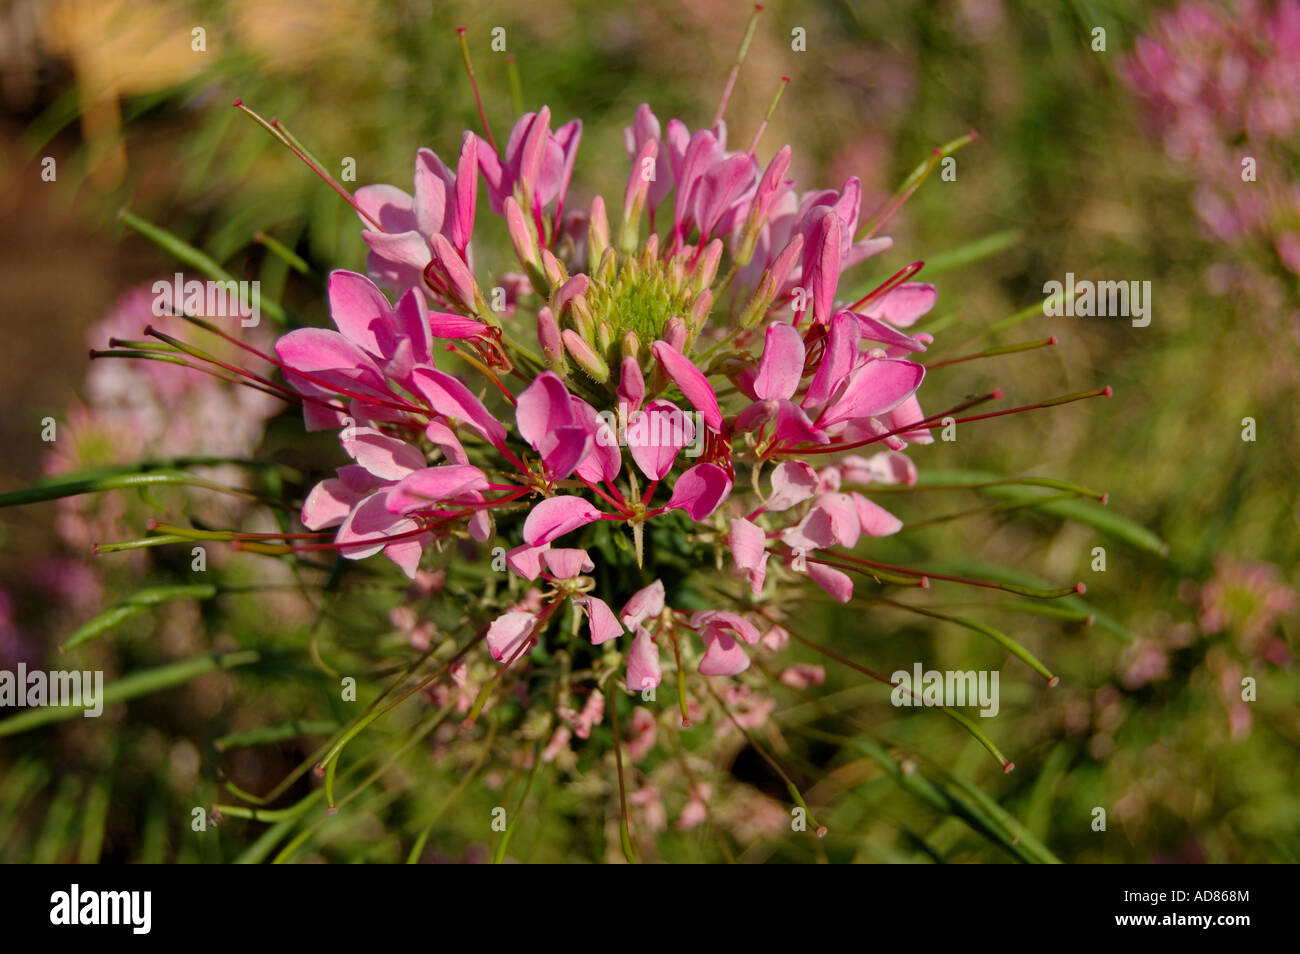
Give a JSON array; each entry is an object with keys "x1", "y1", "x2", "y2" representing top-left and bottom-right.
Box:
[
  {"x1": 456, "y1": 28, "x2": 498, "y2": 154},
  {"x1": 923, "y1": 337, "x2": 1057, "y2": 371},
  {"x1": 233, "y1": 100, "x2": 385, "y2": 233},
  {"x1": 778, "y1": 388, "x2": 1006, "y2": 458},
  {"x1": 847, "y1": 261, "x2": 926, "y2": 314},
  {"x1": 713, "y1": 4, "x2": 765, "y2": 129}
]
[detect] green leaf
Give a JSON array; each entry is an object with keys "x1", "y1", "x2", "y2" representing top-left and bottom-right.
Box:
[
  {"x1": 216, "y1": 720, "x2": 339, "y2": 751},
  {"x1": 0, "y1": 650, "x2": 262, "y2": 737},
  {"x1": 118, "y1": 209, "x2": 287, "y2": 326},
  {"x1": 62, "y1": 584, "x2": 219, "y2": 651},
  {"x1": 917, "y1": 468, "x2": 1169, "y2": 556}
]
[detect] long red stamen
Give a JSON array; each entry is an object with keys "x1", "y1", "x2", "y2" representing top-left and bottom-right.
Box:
[
  {"x1": 825, "y1": 549, "x2": 1085, "y2": 598},
  {"x1": 580, "y1": 477, "x2": 629, "y2": 516},
  {"x1": 152, "y1": 324, "x2": 427, "y2": 417},
  {"x1": 95, "y1": 346, "x2": 294, "y2": 405},
  {"x1": 847, "y1": 261, "x2": 925, "y2": 313},
  {"x1": 746, "y1": 75, "x2": 790, "y2": 156},
  {"x1": 784, "y1": 390, "x2": 1002, "y2": 458},
  {"x1": 457, "y1": 28, "x2": 498, "y2": 153},
  {"x1": 923, "y1": 336, "x2": 1057, "y2": 370},
  {"x1": 162, "y1": 311, "x2": 431, "y2": 421},
  {"x1": 237, "y1": 520, "x2": 437, "y2": 554},
  {"x1": 233, "y1": 100, "x2": 385, "y2": 233},
  {"x1": 713, "y1": 4, "x2": 764, "y2": 129}
]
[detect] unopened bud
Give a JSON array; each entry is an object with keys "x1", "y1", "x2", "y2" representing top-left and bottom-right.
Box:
[
  {"x1": 621, "y1": 139, "x2": 658, "y2": 252},
  {"x1": 622, "y1": 332, "x2": 641, "y2": 361},
  {"x1": 562, "y1": 329, "x2": 610, "y2": 382},
  {"x1": 588, "y1": 195, "x2": 609, "y2": 265},
  {"x1": 663, "y1": 316, "x2": 687, "y2": 352},
  {"x1": 695, "y1": 239, "x2": 723, "y2": 293},
  {"x1": 537, "y1": 306, "x2": 566, "y2": 373},
  {"x1": 540, "y1": 248, "x2": 567, "y2": 289},
  {"x1": 505, "y1": 195, "x2": 541, "y2": 271},
  {"x1": 690, "y1": 288, "x2": 713, "y2": 330}
]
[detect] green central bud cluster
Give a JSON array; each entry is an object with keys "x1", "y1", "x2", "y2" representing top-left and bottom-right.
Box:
[
  {"x1": 539, "y1": 231, "x2": 724, "y2": 401},
  {"x1": 586, "y1": 254, "x2": 698, "y2": 349}
]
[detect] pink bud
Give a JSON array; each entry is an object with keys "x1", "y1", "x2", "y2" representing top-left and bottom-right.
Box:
[
  {"x1": 540, "y1": 248, "x2": 566, "y2": 288},
  {"x1": 769, "y1": 233, "x2": 804, "y2": 291},
  {"x1": 504, "y1": 195, "x2": 540, "y2": 269},
  {"x1": 537, "y1": 306, "x2": 564, "y2": 369},
  {"x1": 622, "y1": 138, "x2": 658, "y2": 248},
  {"x1": 588, "y1": 195, "x2": 609, "y2": 262},
  {"x1": 451, "y1": 131, "x2": 478, "y2": 255},
  {"x1": 561, "y1": 329, "x2": 610, "y2": 382},
  {"x1": 430, "y1": 234, "x2": 483, "y2": 312},
  {"x1": 696, "y1": 238, "x2": 723, "y2": 291},
  {"x1": 662, "y1": 317, "x2": 687, "y2": 351}
]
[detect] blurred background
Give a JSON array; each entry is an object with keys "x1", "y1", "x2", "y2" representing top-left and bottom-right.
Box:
[{"x1": 0, "y1": 0, "x2": 1296, "y2": 863}]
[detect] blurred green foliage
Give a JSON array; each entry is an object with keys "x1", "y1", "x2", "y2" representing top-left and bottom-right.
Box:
[{"x1": 0, "y1": 0, "x2": 1295, "y2": 863}]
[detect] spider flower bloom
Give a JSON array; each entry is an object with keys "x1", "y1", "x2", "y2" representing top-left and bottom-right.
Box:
[
  {"x1": 264, "y1": 72, "x2": 948, "y2": 687},
  {"x1": 1123, "y1": 0, "x2": 1300, "y2": 271}
]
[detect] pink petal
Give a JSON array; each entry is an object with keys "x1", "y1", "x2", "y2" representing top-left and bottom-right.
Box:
[
  {"x1": 627, "y1": 399, "x2": 694, "y2": 480},
  {"x1": 804, "y1": 311, "x2": 861, "y2": 409},
  {"x1": 621, "y1": 580, "x2": 666, "y2": 629},
  {"x1": 342, "y1": 427, "x2": 426, "y2": 480},
  {"x1": 542, "y1": 548, "x2": 594, "y2": 580},
  {"x1": 698, "y1": 631, "x2": 749, "y2": 676},
  {"x1": 411, "y1": 147, "x2": 452, "y2": 238},
  {"x1": 486, "y1": 611, "x2": 536, "y2": 662},
  {"x1": 771, "y1": 400, "x2": 829, "y2": 446},
  {"x1": 335, "y1": 492, "x2": 416, "y2": 561},
  {"x1": 887, "y1": 393, "x2": 933, "y2": 444},
  {"x1": 515, "y1": 371, "x2": 576, "y2": 449},
  {"x1": 851, "y1": 310, "x2": 927, "y2": 353},
  {"x1": 384, "y1": 537, "x2": 424, "y2": 579},
  {"x1": 302, "y1": 478, "x2": 362, "y2": 531},
  {"x1": 802, "y1": 210, "x2": 842, "y2": 325},
  {"x1": 779, "y1": 664, "x2": 826, "y2": 690},
  {"x1": 727, "y1": 517, "x2": 766, "y2": 569},
  {"x1": 424, "y1": 420, "x2": 469, "y2": 464},
  {"x1": 617, "y1": 356, "x2": 646, "y2": 416},
  {"x1": 690, "y1": 610, "x2": 762, "y2": 645},
  {"x1": 385, "y1": 464, "x2": 489, "y2": 513},
  {"x1": 571, "y1": 397, "x2": 622, "y2": 483},
  {"x1": 780, "y1": 508, "x2": 835, "y2": 552},
  {"x1": 451, "y1": 131, "x2": 478, "y2": 252},
  {"x1": 360, "y1": 230, "x2": 432, "y2": 291},
  {"x1": 817, "y1": 358, "x2": 925, "y2": 428},
  {"x1": 536, "y1": 425, "x2": 593, "y2": 481},
  {"x1": 851, "y1": 492, "x2": 903, "y2": 536},
  {"x1": 753, "y1": 321, "x2": 805, "y2": 401},
  {"x1": 354, "y1": 183, "x2": 417, "y2": 233},
  {"x1": 666, "y1": 463, "x2": 732, "y2": 520},
  {"x1": 840, "y1": 451, "x2": 917, "y2": 486},
  {"x1": 728, "y1": 517, "x2": 769, "y2": 596},
  {"x1": 505, "y1": 543, "x2": 548, "y2": 580},
  {"x1": 392, "y1": 286, "x2": 433, "y2": 367},
  {"x1": 626, "y1": 626, "x2": 662, "y2": 692},
  {"x1": 274, "y1": 328, "x2": 386, "y2": 387},
  {"x1": 651, "y1": 341, "x2": 722, "y2": 431},
  {"x1": 818, "y1": 492, "x2": 862, "y2": 548},
  {"x1": 327, "y1": 270, "x2": 391, "y2": 357},
  {"x1": 861, "y1": 282, "x2": 936, "y2": 328},
  {"x1": 426, "y1": 311, "x2": 489, "y2": 340},
  {"x1": 807, "y1": 560, "x2": 853, "y2": 602},
  {"x1": 412, "y1": 367, "x2": 507, "y2": 449},
  {"x1": 767, "y1": 460, "x2": 819, "y2": 511},
  {"x1": 522, "y1": 496, "x2": 603, "y2": 545},
  {"x1": 574, "y1": 595, "x2": 624, "y2": 645}
]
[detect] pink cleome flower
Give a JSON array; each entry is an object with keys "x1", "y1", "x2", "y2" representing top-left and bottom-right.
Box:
[{"x1": 265, "y1": 93, "x2": 941, "y2": 694}]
